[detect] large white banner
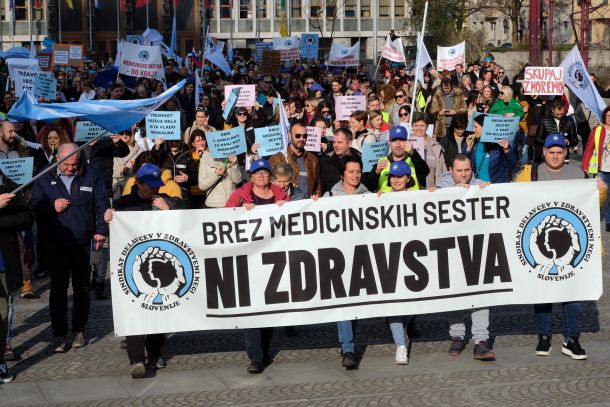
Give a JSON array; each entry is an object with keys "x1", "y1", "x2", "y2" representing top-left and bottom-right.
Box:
[
  {"x1": 382, "y1": 35, "x2": 406, "y2": 63},
  {"x1": 273, "y1": 37, "x2": 301, "y2": 61},
  {"x1": 327, "y1": 41, "x2": 360, "y2": 67},
  {"x1": 110, "y1": 180, "x2": 603, "y2": 336},
  {"x1": 118, "y1": 42, "x2": 165, "y2": 81},
  {"x1": 437, "y1": 42, "x2": 465, "y2": 71}
]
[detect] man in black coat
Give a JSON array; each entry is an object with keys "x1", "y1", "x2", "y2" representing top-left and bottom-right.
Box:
[
  {"x1": 534, "y1": 97, "x2": 578, "y2": 163},
  {"x1": 319, "y1": 128, "x2": 362, "y2": 194},
  {"x1": 0, "y1": 171, "x2": 35, "y2": 383}
]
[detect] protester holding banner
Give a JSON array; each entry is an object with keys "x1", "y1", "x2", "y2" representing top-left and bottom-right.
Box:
[
  {"x1": 31, "y1": 143, "x2": 109, "y2": 353},
  {"x1": 323, "y1": 155, "x2": 369, "y2": 369},
  {"x1": 429, "y1": 78, "x2": 468, "y2": 139},
  {"x1": 224, "y1": 159, "x2": 289, "y2": 374},
  {"x1": 105, "y1": 164, "x2": 179, "y2": 378},
  {"x1": 319, "y1": 128, "x2": 361, "y2": 194},
  {"x1": 464, "y1": 114, "x2": 516, "y2": 183},
  {"x1": 581, "y1": 106, "x2": 610, "y2": 231}
]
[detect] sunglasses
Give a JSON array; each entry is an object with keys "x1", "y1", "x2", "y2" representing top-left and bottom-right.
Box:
[
  {"x1": 321, "y1": 110, "x2": 330, "y2": 114},
  {"x1": 396, "y1": 94, "x2": 404, "y2": 98},
  {"x1": 236, "y1": 112, "x2": 248, "y2": 116},
  {"x1": 499, "y1": 71, "x2": 505, "y2": 74},
  {"x1": 500, "y1": 92, "x2": 505, "y2": 95},
  {"x1": 196, "y1": 107, "x2": 208, "y2": 113},
  {"x1": 293, "y1": 133, "x2": 308, "y2": 139},
  {"x1": 399, "y1": 112, "x2": 409, "y2": 117},
  {"x1": 264, "y1": 80, "x2": 273, "y2": 83},
  {"x1": 305, "y1": 104, "x2": 312, "y2": 107}
]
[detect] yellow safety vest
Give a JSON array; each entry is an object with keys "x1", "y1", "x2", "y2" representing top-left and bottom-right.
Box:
[
  {"x1": 382, "y1": 111, "x2": 389, "y2": 124},
  {"x1": 377, "y1": 156, "x2": 420, "y2": 192},
  {"x1": 588, "y1": 125, "x2": 604, "y2": 174},
  {"x1": 416, "y1": 91, "x2": 426, "y2": 110}
]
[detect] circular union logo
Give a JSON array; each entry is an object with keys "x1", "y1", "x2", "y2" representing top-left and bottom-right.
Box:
[
  {"x1": 118, "y1": 237, "x2": 199, "y2": 310},
  {"x1": 567, "y1": 62, "x2": 589, "y2": 90},
  {"x1": 448, "y1": 49, "x2": 456, "y2": 57},
  {"x1": 516, "y1": 204, "x2": 594, "y2": 281},
  {"x1": 138, "y1": 50, "x2": 150, "y2": 62}
]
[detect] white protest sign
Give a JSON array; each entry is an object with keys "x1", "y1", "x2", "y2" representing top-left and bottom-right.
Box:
[
  {"x1": 361, "y1": 140, "x2": 389, "y2": 170},
  {"x1": 272, "y1": 37, "x2": 301, "y2": 61},
  {"x1": 13, "y1": 69, "x2": 40, "y2": 97},
  {"x1": 409, "y1": 136, "x2": 425, "y2": 159},
  {"x1": 7, "y1": 58, "x2": 40, "y2": 80},
  {"x1": 327, "y1": 41, "x2": 360, "y2": 67},
  {"x1": 119, "y1": 42, "x2": 165, "y2": 81},
  {"x1": 207, "y1": 127, "x2": 248, "y2": 159},
  {"x1": 522, "y1": 67, "x2": 564, "y2": 95},
  {"x1": 145, "y1": 111, "x2": 182, "y2": 141},
  {"x1": 75, "y1": 121, "x2": 108, "y2": 142},
  {"x1": 224, "y1": 85, "x2": 256, "y2": 107},
  {"x1": 480, "y1": 116, "x2": 521, "y2": 144},
  {"x1": 109, "y1": 180, "x2": 602, "y2": 335},
  {"x1": 254, "y1": 125, "x2": 284, "y2": 157},
  {"x1": 437, "y1": 42, "x2": 465, "y2": 71},
  {"x1": 334, "y1": 95, "x2": 367, "y2": 121},
  {"x1": 305, "y1": 126, "x2": 322, "y2": 152},
  {"x1": 0, "y1": 157, "x2": 34, "y2": 185}
]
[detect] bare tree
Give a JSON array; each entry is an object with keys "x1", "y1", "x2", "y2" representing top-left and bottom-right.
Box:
[{"x1": 308, "y1": 0, "x2": 343, "y2": 39}]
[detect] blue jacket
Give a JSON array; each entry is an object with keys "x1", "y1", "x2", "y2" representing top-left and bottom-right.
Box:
[
  {"x1": 463, "y1": 140, "x2": 516, "y2": 183},
  {"x1": 31, "y1": 157, "x2": 109, "y2": 245}
]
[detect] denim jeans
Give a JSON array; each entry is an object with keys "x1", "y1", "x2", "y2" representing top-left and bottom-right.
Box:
[
  {"x1": 389, "y1": 316, "x2": 414, "y2": 347},
  {"x1": 597, "y1": 172, "x2": 610, "y2": 222},
  {"x1": 337, "y1": 320, "x2": 355, "y2": 353},
  {"x1": 244, "y1": 327, "x2": 273, "y2": 363},
  {"x1": 448, "y1": 308, "x2": 490, "y2": 344},
  {"x1": 534, "y1": 302, "x2": 581, "y2": 339}
]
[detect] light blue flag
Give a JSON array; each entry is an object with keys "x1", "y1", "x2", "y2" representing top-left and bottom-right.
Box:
[
  {"x1": 222, "y1": 87, "x2": 240, "y2": 121},
  {"x1": 362, "y1": 141, "x2": 389, "y2": 171},
  {"x1": 207, "y1": 127, "x2": 247, "y2": 159},
  {"x1": 254, "y1": 125, "x2": 284, "y2": 157},
  {"x1": 0, "y1": 157, "x2": 34, "y2": 185},
  {"x1": 170, "y1": 12, "x2": 177, "y2": 54},
  {"x1": 7, "y1": 80, "x2": 186, "y2": 134},
  {"x1": 204, "y1": 32, "x2": 232, "y2": 76},
  {"x1": 560, "y1": 45, "x2": 608, "y2": 121}
]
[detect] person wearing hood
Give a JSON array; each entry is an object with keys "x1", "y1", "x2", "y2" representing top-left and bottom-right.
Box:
[
  {"x1": 161, "y1": 140, "x2": 198, "y2": 208},
  {"x1": 411, "y1": 113, "x2": 447, "y2": 187},
  {"x1": 323, "y1": 156, "x2": 369, "y2": 369}
]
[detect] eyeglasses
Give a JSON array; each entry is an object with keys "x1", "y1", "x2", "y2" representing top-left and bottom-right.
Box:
[
  {"x1": 305, "y1": 104, "x2": 312, "y2": 107},
  {"x1": 321, "y1": 110, "x2": 330, "y2": 114},
  {"x1": 399, "y1": 112, "x2": 409, "y2": 117},
  {"x1": 293, "y1": 133, "x2": 308, "y2": 139},
  {"x1": 264, "y1": 80, "x2": 273, "y2": 83}
]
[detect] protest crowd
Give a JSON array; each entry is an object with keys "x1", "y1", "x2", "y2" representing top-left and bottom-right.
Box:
[{"x1": 0, "y1": 31, "x2": 609, "y2": 382}]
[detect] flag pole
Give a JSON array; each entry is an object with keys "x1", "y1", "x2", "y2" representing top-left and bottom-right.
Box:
[
  {"x1": 89, "y1": 0, "x2": 93, "y2": 52},
  {"x1": 58, "y1": 0, "x2": 62, "y2": 43},
  {"x1": 409, "y1": 0, "x2": 429, "y2": 129},
  {"x1": 116, "y1": 0, "x2": 120, "y2": 43},
  {"x1": 28, "y1": 0, "x2": 33, "y2": 48},
  {"x1": 10, "y1": 1, "x2": 15, "y2": 47},
  {"x1": 146, "y1": 0, "x2": 149, "y2": 28}
]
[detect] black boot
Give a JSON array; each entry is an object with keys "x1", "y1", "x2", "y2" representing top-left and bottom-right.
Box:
[{"x1": 95, "y1": 281, "x2": 108, "y2": 300}]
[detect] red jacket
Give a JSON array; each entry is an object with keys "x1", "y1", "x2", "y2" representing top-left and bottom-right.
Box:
[
  {"x1": 581, "y1": 125, "x2": 607, "y2": 173},
  {"x1": 225, "y1": 182, "x2": 290, "y2": 208}
]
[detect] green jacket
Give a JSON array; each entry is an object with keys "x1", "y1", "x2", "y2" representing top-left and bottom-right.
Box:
[{"x1": 489, "y1": 98, "x2": 524, "y2": 118}]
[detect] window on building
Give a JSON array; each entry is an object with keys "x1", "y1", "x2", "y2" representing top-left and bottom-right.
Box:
[
  {"x1": 34, "y1": 0, "x2": 44, "y2": 20},
  {"x1": 220, "y1": 0, "x2": 232, "y2": 18},
  {"x1": 361, "y1": 0, "x2": 370, "y2": 17},
  {"x1": 239, "y1": 0, "x2": 251, "y2": 18},
  {"x1": 15, "y1": 0, "x2": 27, "y2": 20},
  {"x1": 310, "y1": 5, "x2": 321, "y2": 18},
  {"x1": 395, "y1": 0, "x2": 405, "y2": 17},
  {"x1": 326, "y1": 4, "x2": 336, "y2": 17},
  {"x1": 208, "y1": 0, "x2": 215, "y2": 18},
  {"x1": 256, "y1": 0, "x2": 267, "y2": 18},
  {"x1": 292, "y1": 0, "x2": 301, "y2": 18},
  {"x1": 344, "y1": 0, "x2": 356, "y2": 17},
  {"x1": 379, "y1": 0, "x2": 390, "y2": 17}
]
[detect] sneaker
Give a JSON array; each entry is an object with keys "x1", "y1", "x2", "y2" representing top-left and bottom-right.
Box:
[
  {"x1": 20, "y1": 280, "x2": 37, "y2": 299},
  {"x1": 130, "y1": 362, "x2": 146, "y2": 379},
  {"x1": 0, "y1": 363, "x2": 14, "y2": 384},
  {"x1": 247, "y1": 360, "x2": 263, "y2": 374},
  {"x1": 4, "y1": 344, "x2": 19, "y2": 361},
  {"x1": 536, "y1": 335, "x2": 552, "y2": 356},
  {"x1": 52, "y1": 337, "x2": 67, "y2": 353},
  {"x1": 474, "y1": 341, "x2": 496, "y2": 361},
  {"x1": 449, "y1": 337, "x2": 465, "y2": 356},
  {"x1": 562, "y1": 337, "x2": 587, "y2": 360},
  {"x1": 147, "y1": 355, "x2": 166, "y2": 369},
  {"x1": 72, "y1": 332, "x2": 86, "y2": 348},
  {"x1": 395, "y1": 345, "x2": 408, "y2": 365},
  {"x1": 341, "y1": 351, "x2": 356, "y2": 369},
  {"x1": 606, "y1": 223, "x2": 610, "y2": 232}
]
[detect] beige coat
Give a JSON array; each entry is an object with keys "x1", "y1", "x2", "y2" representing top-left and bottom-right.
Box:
[{"x1": 197, "y1": 150, "x2": 243, "y2": 208}]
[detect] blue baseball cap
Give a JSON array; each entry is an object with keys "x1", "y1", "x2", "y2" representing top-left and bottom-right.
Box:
[
  {"x1": 136, "y1": 164, "x2": 165, "y2": 188},
  {"x1": 544, "y1": 133, "x2": 567, "y2": 149},
  {"x1": 388, "y1": 161, "x2": 411, "y2": 177},
  {"x1": 389, "y1": 125, "x2": 408, "y2": 141},
  {"x1": 249, "y1": 159, "x2": 272, "y2": 175},
  {"x1": 310, "y1": 83, "x2": 324, "y2": 91}
]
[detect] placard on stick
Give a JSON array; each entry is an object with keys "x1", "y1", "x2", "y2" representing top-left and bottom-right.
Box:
[
  {"x1": 52, "y1": 44, "x2": 84, "y2": 66},
  {"x1": 261, "y1": 49, "x2": 281, "y2": 77},
  {"x1": 145, "y1": 111, "x2": 182, "y2": 141}
]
